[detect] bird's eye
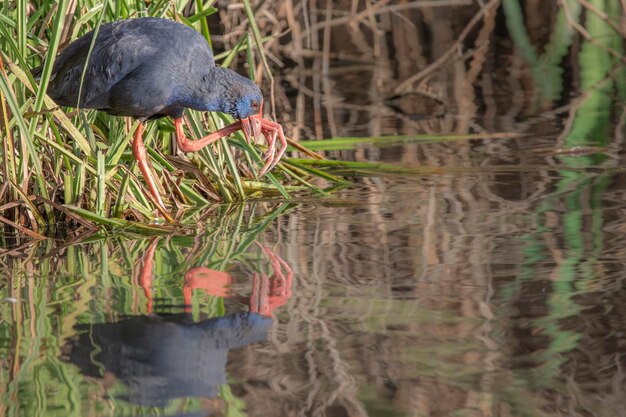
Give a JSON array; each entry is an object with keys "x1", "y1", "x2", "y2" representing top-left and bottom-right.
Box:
[{"x1": 252, "y1": 101, "x2": 259, "y2": 109}]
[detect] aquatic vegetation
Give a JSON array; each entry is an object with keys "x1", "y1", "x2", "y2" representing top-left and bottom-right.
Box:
[{"x1": 0, "y1": 0, "x2": 339, "y2": 230}]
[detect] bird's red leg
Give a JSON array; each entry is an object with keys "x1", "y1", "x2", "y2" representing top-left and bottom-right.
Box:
[
  {"x1": 132, "y1": 124, "x2": 174, "y2": 222},
  {"x1": 173, "y1": 115, "x2": 287, "y2": 176},
  {"x1": 174, "y1": 117, "x2": 245, "y2": 153},
  {"x1": 262, "y1": 128, "x2": 277, "y2": 162}
]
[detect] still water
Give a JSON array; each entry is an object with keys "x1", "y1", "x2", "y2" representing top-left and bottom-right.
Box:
[{"x1": 4, "y1": 3, "x2": 626, "y2": 416}]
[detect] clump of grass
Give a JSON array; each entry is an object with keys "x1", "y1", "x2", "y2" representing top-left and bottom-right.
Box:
[{"x1": 0, "y1": 0, "x2": 337, "y2": 233}]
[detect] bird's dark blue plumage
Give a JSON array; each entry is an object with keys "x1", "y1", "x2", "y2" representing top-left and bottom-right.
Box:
[
  {"x1": 38, "y1": 17, "x2": 262, "y2": 120},
  {"x1": 67, "y1": 313, "x2": 272, "y2": 406}
]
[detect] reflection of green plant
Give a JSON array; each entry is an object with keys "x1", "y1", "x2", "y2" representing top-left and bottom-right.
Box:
[
  {"x1": 220, "y1": 384, "x2": 248, "y2": 417},
  {"x1": 562, "y1": 0, "x2": 624, "y2": 150},
  {"x1": 541, "y1": 0, "x2": 624, "y2": 383},
  {"x1": 503, "y1": 0, "x2": 581, "y2": 105},
  {"x1": 501, "y1": 0, "x2": 624, "y2": 395},
  {"x1": 0, "y1": 203, "x2": 289, "y2": 416}
]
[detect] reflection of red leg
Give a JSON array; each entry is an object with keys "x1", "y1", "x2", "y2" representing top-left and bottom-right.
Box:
[
  {"x1": 139, "y1": 239, "x2": 159, "y2": 314},
  {"x1": 249, "y1": 246, "x2": 293, "y2": 317},
  {"x1": 137, "y1": 242, "x2": 292, "y2": 317},
  {"x1": 250, "y1": 272, "x2": 270, "y2": 317},
  {"x1": 267, "y1": 248, "x2": 293, "y2": 313},
  {"x1": 183, "y1": 267, "x2": 232, "y2": 313}
]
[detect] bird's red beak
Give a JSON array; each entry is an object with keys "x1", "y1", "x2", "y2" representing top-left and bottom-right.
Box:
[{"x1": 241, "y1": 100, "x2": 263, "y2": 144}]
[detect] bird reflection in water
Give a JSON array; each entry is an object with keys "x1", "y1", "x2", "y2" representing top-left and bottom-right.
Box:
[{"x1": 64, "y1": 241, "x2": 292, "y2": 410}]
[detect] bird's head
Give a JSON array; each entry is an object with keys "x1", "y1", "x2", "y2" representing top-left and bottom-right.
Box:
[
  {"x1": 211, "y1": 67, "x2": 264, "y2": 143},
  {"x1": 233, "y1": 78, "x2": 264, "y2": 144},
  {"x1": 232, "y1": 78, "x2": 263, "y2": 120}
]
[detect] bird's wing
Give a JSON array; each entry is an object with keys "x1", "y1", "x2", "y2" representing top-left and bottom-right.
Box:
[{"x1": 46, "y1": 21, "x2": 161, "y2": 109}]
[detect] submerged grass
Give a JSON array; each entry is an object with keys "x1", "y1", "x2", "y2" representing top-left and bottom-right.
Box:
[{"x1": 0, "y1": 0, "x2": 335, "y2": 233}]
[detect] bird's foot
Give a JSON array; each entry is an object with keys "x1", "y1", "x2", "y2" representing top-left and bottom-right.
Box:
[
  {"x1": 258, "y1": 119, "x2": 287, "y2": 176},
  {"x1": 241, "y1": 100, "x2": 287, "y2": 176}
]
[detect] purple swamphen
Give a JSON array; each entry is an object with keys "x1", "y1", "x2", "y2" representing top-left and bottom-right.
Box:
[{"x1": 33, "y1": 17, "x2": 286, "y2": 220}]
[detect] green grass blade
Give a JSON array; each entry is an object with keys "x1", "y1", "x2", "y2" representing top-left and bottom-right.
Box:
[
  {"x1": 188, "y1": 5, "x2": 217, "y2": 24},
  {"x1": 5, "y1": 57, "x2": 92, "y2": 154},
  {"x1": 107, "y1": 120, "x2": 138, "y2": 165},
  {"x1": 17, "y1": 0, "x2": 27, "y2": 58},
  {"x1": 242, "y1": 0, "x2": 272, "y2": 79},
  {"x1": 221, "y1": 138, "x2": 246, "y2": 199},
  {"x1": 96, "y1": 150, "x2": 105, "y2": 216},
  {"x1": 33, "y1": 0, "x2": 70, "y2": 112},
  {"x1": 0, "y1": 61, "x2": 49, "y2": 202},
  {"x1": 77, "y1": 2, "x2": 108, "y2": 110},
  {"x1": 221, "y1": 35, "x2": 247, "y2": 68}
]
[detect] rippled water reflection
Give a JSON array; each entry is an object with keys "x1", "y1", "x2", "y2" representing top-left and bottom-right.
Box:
[{"x1": 3, "y1": 157, "x2": 626, "y2": 416}]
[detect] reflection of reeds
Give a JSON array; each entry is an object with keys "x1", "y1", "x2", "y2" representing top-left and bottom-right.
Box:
[
  {"x1": 213, "y1": 3, "x2": 626, "y2": 415},
  {"x1": 218, "y1": 0, "x2": 494, "y2": 139},
  {"x1": 0, "y1": 202, "x2": 293, "y2": 416},
  {"x1": 214, "y1": 0, "x2": 624, "y2": 144}
]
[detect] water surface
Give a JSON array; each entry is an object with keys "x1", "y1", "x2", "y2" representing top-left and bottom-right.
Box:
[{"x1": 2, "y1": 157, "x2": 626, "y2": 416}]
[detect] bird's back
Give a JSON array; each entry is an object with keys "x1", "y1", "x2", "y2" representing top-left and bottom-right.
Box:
[{"x1": 41, "y1": 18, "x2": 214, "y2": 118}]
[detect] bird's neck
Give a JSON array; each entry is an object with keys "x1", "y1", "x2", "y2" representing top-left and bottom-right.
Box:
[{"x1": 186, "y1": 66, "x2": 235, "y2": 114}]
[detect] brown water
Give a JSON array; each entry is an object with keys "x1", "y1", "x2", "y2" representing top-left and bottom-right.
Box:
[{"x1": 3, "y1": 2, "x2": 626, "y2": 417}]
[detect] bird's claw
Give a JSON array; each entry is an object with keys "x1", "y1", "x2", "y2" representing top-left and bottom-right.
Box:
[
  {"x1": 241, "y1": 116, "x2": 262, "y2": 145},
  {"x1": 257, "y1": 120, "x2": 286, "y2": 176},
  {"x1": 241, "y1": 103, "x2": 287, "y2": 177}
]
